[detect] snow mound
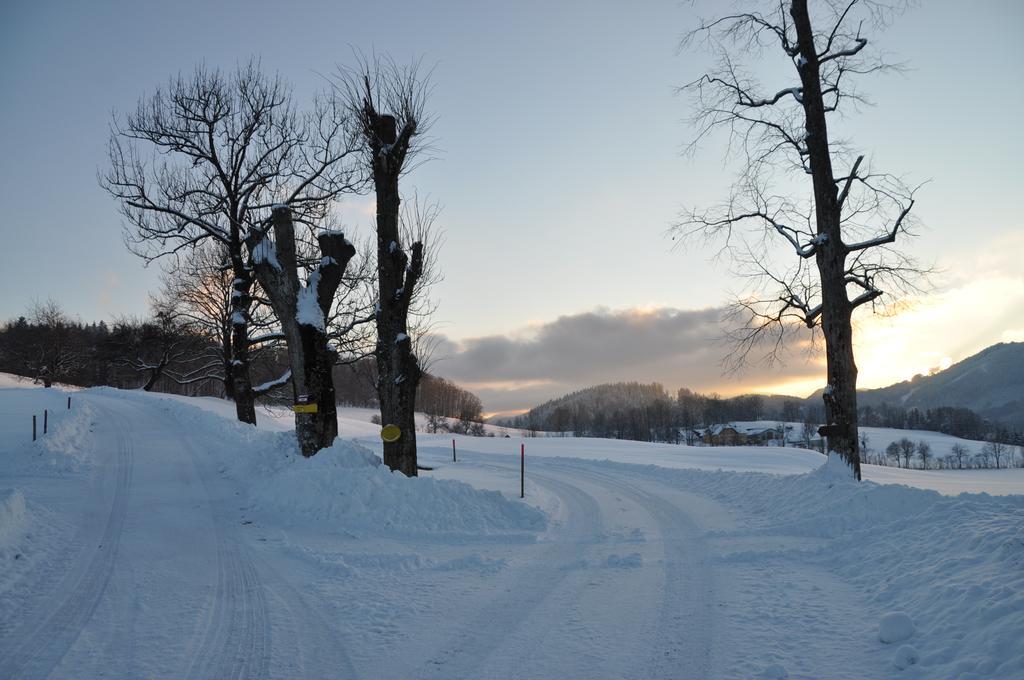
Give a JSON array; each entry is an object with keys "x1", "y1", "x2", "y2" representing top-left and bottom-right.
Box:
[
  {"x1": 595, "y1": 459, "x2": 1024, "y2": 677},
  {"x1": 114, "y1": 391, "x2": 547, "y2": 539},
  {"x1": 0, "y1": 392, "x2": 96, "y2": 475},
  {"x1": 878, "y1": 611, "x2": 915, "y2": 644},
  {"x1": 892, "y1": 645, "x2": 919, "y2": 670},
  {"x1": 810, "y1": 452, "x2": 857, "y2": 487},
  {"x1": 36, "y1": 401, "x2": 96, "y2": 470},
  {"x1": 246, "y1": 435, "x2": 546, "y2": 537}
]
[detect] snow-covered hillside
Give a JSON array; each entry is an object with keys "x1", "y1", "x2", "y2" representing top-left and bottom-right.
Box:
[{"x1": 1, "y1": 384, "x2": 1021, "y2": 678}]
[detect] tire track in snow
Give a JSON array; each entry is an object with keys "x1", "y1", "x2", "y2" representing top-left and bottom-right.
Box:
[
  {"x1": 544, "y1": 460, "x2": 715, "y2": 679},
  {"x1": 249, "y1": 551, "x2": 361, "y2": 680},
  {"x1": 181, "y1": 436, "x2": 271, "y2": 680},
  {"x1": 185, "y1": 530, "x2": 271, "y2": 680},
  {"x1": 0, "y1": 404, "x2": 134, "y2": 679},
  {"x1": 421, "y1": 464, "x2": 606, "y2": 678},
  {"x1": 178, "y1": 426, "x2": 357, "y2": 679}
]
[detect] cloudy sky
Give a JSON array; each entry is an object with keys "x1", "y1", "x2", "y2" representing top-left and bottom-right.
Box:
[{"x1": 2, "y1": 0, "x2": 1022, "y2": 414}]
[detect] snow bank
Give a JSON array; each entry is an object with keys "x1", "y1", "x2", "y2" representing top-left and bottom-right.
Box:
[
  {"x1": 618, "y1": 461, "x2": 1024, "y2": 678},
  {"x1": 35, "y1": 401, "x2": 96, "y2": 471},
  {"x1": 116, "y1": 391, "x2": 546, "y2": 539},
  {"x1": 0, "y1": 388, "x2": 96, "y2": 474},
  {"x1": 240, "y1": 432, "x2": 545, "y2": 538}
]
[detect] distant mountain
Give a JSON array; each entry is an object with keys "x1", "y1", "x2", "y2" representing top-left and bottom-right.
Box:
[
  {"x1": 521, "y1": 382, "x2": 673, "y2": 424},
  {"x1": 502, "y1": 343, "x2": 1024, "y2": 431},
  {"x1": 852, "y1": 342, "x2": 1024, "y2": 428}
]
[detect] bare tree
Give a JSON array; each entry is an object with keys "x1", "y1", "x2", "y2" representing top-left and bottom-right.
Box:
[
  {"x1": 678, "y1": 1, "x2": 926, "y2": 480},
  {"x1": 26, "y1": 300, "x2": 85, "y2": 386},
  {"x1": 885, "y1": 440, "x2": 900, "y2": 467},
  {"x1": 425, "y1": 413, "x2": 448, "y2": 433},
  {"x1": 800, "y1": 408, "x2": 817, "y2": 449},
  {"x1": 983, "y1": 438, "x2": 1008, "y2": 469},
  {"x1": 335, "y1": 56, "x2": 434, "y2": 476},
  {"x1": 950, "y1": 443, "x2": 969, "y2": 470},
  {"x1": 103, "y1": 60, "x2": 360, "y2": 424},
  {"x1": 153, "y1": 242, "x2": 285, "y2": 397},
  {"x1": 916, "y1": 439, "x2": 931, "y2": 470},
  {"x1": 250, "y1": 205, "x2": 358, "y2": 456},
  {"x1": 110, "y1": 311, "x2": 204, "y2": 391},
  {"x1": 898, "y1": 437, "x2": 915, "y2": 469}
]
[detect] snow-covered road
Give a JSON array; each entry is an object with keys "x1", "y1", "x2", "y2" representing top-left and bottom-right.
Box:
[
  {"x1": 0, "y1": 392, "x2": 723, "y2": 678},
  {"x1": 2, "y1": 388, "x2": 1022, "y2": 678},
  {"x1": 411, "y1": 457, "x2": 714, "y2": 679},
  {"x1": 0, "y1": 393, "x2": 357, "y2": 679}
]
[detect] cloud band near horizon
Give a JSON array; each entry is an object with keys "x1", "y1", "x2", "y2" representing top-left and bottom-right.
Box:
[{"x1": 425, "y1": 306, "x2": 826, "y2": 414}]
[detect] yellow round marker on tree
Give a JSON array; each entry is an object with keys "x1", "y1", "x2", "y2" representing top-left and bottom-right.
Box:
[{"x1": 380, "y1": 424, "x2": 402, "y2": 443}]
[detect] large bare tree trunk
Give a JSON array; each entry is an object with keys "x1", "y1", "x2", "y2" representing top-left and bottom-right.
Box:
[
  {"x1": 792, "y1": 0, "x2": 861, "y2": 479},
  {"x1": 370, "y1": 116, "x2": 424, "y2": 477},
  {"x1": 336, "y1": 61, "x2": 432, "y2": 476},
  {"x1": 820, "y1": 304, "x2": 862, "y2": 479},
  {"x1": 251, "y1": 205, "x2": 355, "y2": 456}
]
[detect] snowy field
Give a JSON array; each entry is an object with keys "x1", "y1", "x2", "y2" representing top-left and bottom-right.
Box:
[{"x1": 1, "y1": 384, "x2": 1022, "y2": 679}]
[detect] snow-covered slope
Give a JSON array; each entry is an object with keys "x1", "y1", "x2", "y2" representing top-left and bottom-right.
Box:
[
  {"x1": 1, "y1": 385, "x2": 1021, "y2": 678},
  {"x1": 857, "y1": 341, "x2": 1024, "y2": 427}
]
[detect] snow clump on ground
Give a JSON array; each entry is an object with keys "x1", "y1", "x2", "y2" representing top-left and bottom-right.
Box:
[{"x1": 878, "y1": 611, "x2": 915, "y2": 644}]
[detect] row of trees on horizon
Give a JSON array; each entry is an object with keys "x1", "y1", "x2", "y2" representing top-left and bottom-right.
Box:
[
  {"x1": 497, "y1": 382, "x2": 1024, "y2": 461},
  {"x1": 0, "y1": 301, "x2": 484, "y2": 428}
]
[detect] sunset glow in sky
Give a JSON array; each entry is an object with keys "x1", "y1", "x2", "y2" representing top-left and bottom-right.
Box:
[{"x1": 1, "y1": 0, "x2": 1021, "y2": 412}]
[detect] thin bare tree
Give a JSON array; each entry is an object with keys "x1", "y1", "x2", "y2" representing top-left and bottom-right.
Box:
[
  {"x1": 103, "y1": 59, "x2": 361, "y2": 424},
  {"x1": 677, "y1": 0, "x2": 927, "y2": 479},
  {"x1": 950, "y1": 442, "x2": 969, "y2": 470},
  {"x1": 898, "y1": 437, "x2": 915, "y2": 469},
  {"x1": 983, "y1": 438, "x2": 1008, "y2": 469},
  {"x1": 109, "y1": 311, "x2": 204, "y2": 391},
  {"x1": 916, "y1": 439, "x2": 931, "y2": 470},
  {"x1": 154, "y1": 242, "x2": 285, "y2": 397}
]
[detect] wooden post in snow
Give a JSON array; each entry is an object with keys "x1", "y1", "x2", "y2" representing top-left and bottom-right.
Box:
[{"x1": 520, "y1": 443, "x2": 525, "y2": 499}]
